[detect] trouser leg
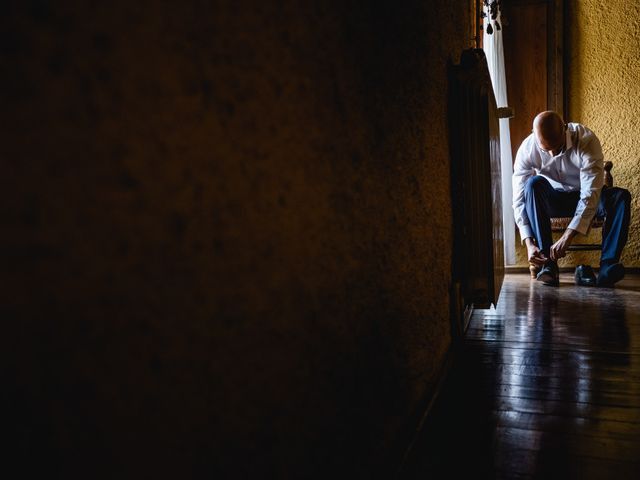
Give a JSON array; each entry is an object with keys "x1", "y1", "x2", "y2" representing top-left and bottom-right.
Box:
[
  {"x1": 524, "y1": 176, "x2": 579, "y2": 256},
  {"x1": 598, "y1": 187, "x2": 631, "y2": 265}
]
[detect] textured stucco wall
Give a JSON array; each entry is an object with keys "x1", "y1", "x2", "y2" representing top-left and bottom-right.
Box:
[
  {"x1": 514, "y1": 1, "x2": 640, "y2": 268},
  {"x1": 2, "y1": 1, "x2": 471, "y2": 478}
]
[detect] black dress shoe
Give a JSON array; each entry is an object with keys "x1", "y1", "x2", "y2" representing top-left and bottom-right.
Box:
[
  {"x1": 537, "y1": 261, "x2": 559, "y2": 286},
  {"x1": 597, "y1": 262, "x2": 625, "y2": 287},
  {"x1": 574, "y1": 264, "x2": 597, "y2": 287}
]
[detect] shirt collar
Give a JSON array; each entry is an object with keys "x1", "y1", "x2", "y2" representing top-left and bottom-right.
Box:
[{"x1": 564, "y1": 127, "x2": 573, "y2": 152}]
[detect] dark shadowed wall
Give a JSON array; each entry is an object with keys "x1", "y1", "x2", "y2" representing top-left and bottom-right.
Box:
[{"x1": 2, "y1": 1, "x2": 472, "y2": 478}]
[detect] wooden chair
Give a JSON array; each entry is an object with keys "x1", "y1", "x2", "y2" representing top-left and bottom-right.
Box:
[{"x1": 528, "y1": 161, "x2": 614, "y2": 278}]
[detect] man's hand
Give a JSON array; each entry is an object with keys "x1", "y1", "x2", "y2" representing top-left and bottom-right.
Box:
[
  {"x1": 550, "y1": 229, "x2": 577, "y2": 261},
  {"x1": 525, "y1": 238, "x2": 547, "y2": 267}
]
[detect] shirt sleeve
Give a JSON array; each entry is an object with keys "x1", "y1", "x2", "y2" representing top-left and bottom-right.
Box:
[
  {"x1": 512, "y1": 139, "x2": 535, "y2": 243},
  {"x1": 568, "y1": 133, "x2": 604, "y2": 234}
]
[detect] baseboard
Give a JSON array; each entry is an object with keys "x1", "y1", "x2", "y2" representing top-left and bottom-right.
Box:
[
  {"x1": 506, "y1": 265, "x2": 640, "y2": 274},
  {"x1": 504, "y1": 266, "x2": 531, "y2": 274}
]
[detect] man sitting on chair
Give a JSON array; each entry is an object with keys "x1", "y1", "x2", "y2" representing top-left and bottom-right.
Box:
[{"x1": 512, "y1": 111, "x2": 631, "y2": 287}]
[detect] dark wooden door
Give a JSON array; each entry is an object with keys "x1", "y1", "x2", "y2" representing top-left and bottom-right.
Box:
[{"x1": 502, "y1": 0, "x2": 564, "y2": 159}]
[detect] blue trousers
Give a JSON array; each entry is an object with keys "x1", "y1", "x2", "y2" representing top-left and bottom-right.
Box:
[{"x1": 524, "y1": 175, "x2": 631, "y2": 266}]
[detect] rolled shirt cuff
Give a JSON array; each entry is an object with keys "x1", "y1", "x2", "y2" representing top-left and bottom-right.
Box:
[
  {"x1": 569, "y1": 215, "x2": 593, "y2": 235},
  {"x1": 518, "y1": 225, "x2": 534, "y2": 244}
]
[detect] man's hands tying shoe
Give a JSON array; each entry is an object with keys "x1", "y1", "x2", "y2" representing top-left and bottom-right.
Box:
[
  {"x1": 550, "y1": 229, "x2": 577, "y2": 261},
  {"x1": 525, "y1": 238, "x2": 559, "y2": 286},
  {"x1": 525, "y1": 238, "x2": 547, "y2": 268}
]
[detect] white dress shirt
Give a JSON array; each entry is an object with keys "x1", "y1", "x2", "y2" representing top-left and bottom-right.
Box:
[{"x1": 512, "y1": 122, "x2": 604, "y2": 242}]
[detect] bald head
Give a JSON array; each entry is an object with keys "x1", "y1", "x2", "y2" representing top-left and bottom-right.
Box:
[{"x1": 533, "y1": 111, "x2": 566, "y2": 155}]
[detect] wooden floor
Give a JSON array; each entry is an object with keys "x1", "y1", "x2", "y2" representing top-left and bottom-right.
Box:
[{"x1": 401, "y1": 273, "x2": 640, "y2": 479}]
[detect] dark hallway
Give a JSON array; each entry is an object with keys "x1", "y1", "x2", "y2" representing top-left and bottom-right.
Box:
[
  {"x1": 401, "y1": 273, "x2": 640, "y2": 479},
  {"x1": 3, "y1": 1, "x2": 640, "y2": 479}
]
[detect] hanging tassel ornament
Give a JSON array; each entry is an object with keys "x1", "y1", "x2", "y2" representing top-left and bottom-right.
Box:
[{"x1": 481, "y1": 0, "x2": 501, "y2": 35}]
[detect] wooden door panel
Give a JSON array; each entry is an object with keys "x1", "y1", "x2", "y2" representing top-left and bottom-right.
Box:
[{"x1": 503, "y1": 2, "x2": 548, "y2": 159}]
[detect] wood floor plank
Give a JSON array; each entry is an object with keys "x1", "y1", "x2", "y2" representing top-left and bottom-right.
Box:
[
  {"x1": 493, "y1": 444, "x2": 640, "y2": 479},
  {"x1": 481, "y1": 384, "x2": 640, "y2": 409},
  {"x1": 491, "y1": 394, "x2": 640, "y2": 423},
  {"x1": 494, "y1": 425, "x2": 640, "y2": 463},
  {"x1": 473, "y1": 363, "x2": 640, "y2": 385},
  {"x1": 491, "y1": 410, "x2": 640, "y2": 442},
  {"x1": 465, "y1": 337, "x2": 640, "y2": 355},
  {"x1": 471, "y1": 352, "x2": 640, "y2": 377}
]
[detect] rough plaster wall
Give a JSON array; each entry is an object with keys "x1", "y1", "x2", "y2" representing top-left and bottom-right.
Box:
[
  {"x1": 2, "y1": 1, "x2": 471, "y2": 477},
  {"x1": 514, "y1": 1, "x2": 640, "y2": 268}
]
